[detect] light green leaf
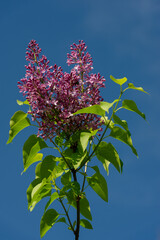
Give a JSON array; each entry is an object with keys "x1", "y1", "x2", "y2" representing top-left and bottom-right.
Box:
[
  {"x1": 73, "y1": 105, "x2": 105, "y2": 117},
  {"x1": 71, "y1": 197, "x2": 92, "y2": 220},
  {"x1": 87, "y1": 168, "x2": 108, "y2": 202},
  {"x1": 100, "y1": 100, "x2": 119, "y2": 113},
  {"x1": 80, "y1": 219, "x2": 93, "y2": 229},
  {"x1": 27, "y1": 178, "x2": 51, "y2": 211},
  {"x1": 80, "y1": 131, "x2": 92, "y2": 152},
  {"x1": 102, "y1": 159, "x2": 110, "y2": 175},
  {"x1": 45, "y1": 192, "x2": 59, "y2": 212},
  {"x1": 127, "y1": 83, "x2": 149, "y2": 94},
  {"x1": 109, "y1": 126, "x2": 138, "y2": 157},
  {"x1": 95, "y1": 142, "x2": 121, "y2": 173},
  {"x1": 23, "y1": 135, "x2": 48, "y2": 172},
  {"x1": 17, "y1": 99, "x2": 30, "y2": 105},
  {"x1": 101, "y1": 116, "x2": 114, "y2": 129},
  {"x1": 110, "y1": 75, "x2": 127, "y2": 85},
  {"x1": 40, "y1": 209, "x2": 59, "y2": 238},
  {"x1": 61, "y1": 171, "x2": 72, "y2": 185},
  {"x1": 7, "y1": 111, "x2": 31, "y2": 144},
  {"x1": 122, "y1": 99, "x2": 146, "y2": 120},
  {"x1": 113, "y1": 114, "x2": 130, "y2": 135}
]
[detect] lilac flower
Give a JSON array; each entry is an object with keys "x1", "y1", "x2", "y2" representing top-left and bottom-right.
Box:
[{"x1": 18, "y1": 40, "x2": 105, "y2": 140}]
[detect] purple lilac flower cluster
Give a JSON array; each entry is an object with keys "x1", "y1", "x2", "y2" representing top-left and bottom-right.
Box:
[{"x1": 18, "y1": 40, "x2": 105, "y2": 140}]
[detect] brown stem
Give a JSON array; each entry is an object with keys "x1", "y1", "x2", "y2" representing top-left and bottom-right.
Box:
[{"x1": 72, "y1": 169, "x2": 80, "y2": 240}]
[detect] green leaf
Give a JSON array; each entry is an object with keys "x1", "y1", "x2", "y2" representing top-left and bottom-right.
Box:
[
  {"x1": 45, "y1": 192, "x2": 59, "y2": 212},
  {"x1": 101, "y1": 116, "x2": 114, "y2": 129},
  {"x1": 71, "y1": 197, "x2": 92, "y2": 220},
  {"x1": 61, "y1": 171, "x2": 71, "y2": 185},
  {"x1": 80, "y1": 131, "x2": 92, "y2": 152},
  {"x1": 80, "y1": 219, "x2": 93, "y2": 229},
  {"x1": 23, "y1": 135, "x2": 48, "y2": 172},
  {"x1": 7, "y1": 111, "x2": 31, "y2": 144},
  {"x1": 27, "y1": 178, "x2": 51, "y2": 211},
  {"x1": 87, "y1": 168, "x2": 108, "y2": 202},
  {"x1": 113, "y1": 114, "x2": 130, "y2": 135},
  {"x1": 40, "y1": 209, "x2": 59, "y2": 238},
  {"x1": 110, "y1": 75, "x2": 127, "y2": 85},
  {"x1": 127, "y1": 83, "x2": 149, "y2": 94},
  {"x1": 100, "y1": 100, "x2": 118, "y2": 113},
  {"x1": 40, "y1": 155, "x2": 57, "y2": 180},
  {"x1": 56, "y1": 217, "x2": 67, "y2": 224},
  {"x1": 122, "y1": 99, "x2": 146, "y2": 120},
  {"x1": 102, "y1": 159, "x2": 110, "y2": 175},
  {"x1": 62, "y1": 148, "x2": 87, "y2": 169},
  {"x1": 35, "y1": 162, "x2": 42, "y2": 178},
  {"x1": 109, "y1": 126, "x2": 138, "y2": 157},
  {"x1": 95, "y1": 142, "x2": 121, "y2": 173},
  {"x1": 17, "y1": 99, "x2": 30, "y2": 105},
  {"x1": 73, "y1": 105, "x2": 105, "y2": 117}
]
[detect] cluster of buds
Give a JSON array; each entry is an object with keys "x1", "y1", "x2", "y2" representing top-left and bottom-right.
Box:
[{"x1": 18, "y1": 40, "x2": 105, "y2": 140}]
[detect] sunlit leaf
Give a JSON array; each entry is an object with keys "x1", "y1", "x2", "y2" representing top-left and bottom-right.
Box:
[
  {"x1": 45, "y1": 192, "x2": 59, "y2": 212},
  {"x1": 127, "y1": 83, "x2": 149, "y2": 94},
  {"x1": 73, "y1": 105, "x2": 105, "y2": 117},
  {"x1": 7, "y1": 111, "x2": 31, "y2": 144},
  {"x1": 17, "y1": 99, "x2": 30, "y2": 105},
  {"x1": 80, "y1": 131, "x2": 92, "y2": 152},
  {"x1": 27, "y1": 178, "x2": 51, "y2": 211},
  {"x1": 110, "y1": 75, "x2": 127, "y2": 85},
  {"x1": 109, "y1": 126, "x2": 138, "y2": 157},
  {"x1": 100, "y1": 100, "x2": 118, "y2": 113},
  {"x1": 23, "y1": 135, "x2": 48, "y2": 172},
  {"x1": 40, "y1": 209, "x2": 59, "y2": 238},
  {"x1": 122, "y1": 99, "x2": 146, "y2": 120}
]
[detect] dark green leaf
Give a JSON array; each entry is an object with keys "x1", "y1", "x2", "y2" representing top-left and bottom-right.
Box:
[
  {"x1": 40, "y1": 209, "x2": 59, "y2": 238},
  {"x1": 113, "y1": 114, "x2": 130, "y2": 135},
  {"x1": 63, "y1": 148, "x2": 87, "y2": 169},
  {"x1": 23, "y1": 135, "x2": 48, "y2": 172},
  {"x1": 110, "y1": 75, "x2": 127, "y2": 85},
  {"x1": 56, "y1": 217, "x2": 66, "y2": 224},
  {"x1": 71, "y1": 197, "x2": 92, "y2": 220},
  {"x1": 87, "y1": 168, "x2": 108, "y2": 202},
  {"x1": 122, "y1": 99, "x2": 146, "y2": 120},
  {"x1": 40, "y1": 155, "x2": 57, "y2": 179},
  {"x1": 80, "y1": 219, "x2": 93, "y2": 229},
  {"x1": 95, "y1": 142, "x2": 121, "y2": 173},
  {"x1": 109, "y1": 126, "x2": 138, "y2": 157},
  {"x1": 7, "y1": 111, "x2": 31, "y2": 144},
  {"x1": 127, "y1": 83, "x2": 149, "y2": 94},
  {"x1": 61, "y1": 171, "x2": 71, "y2": 185}
]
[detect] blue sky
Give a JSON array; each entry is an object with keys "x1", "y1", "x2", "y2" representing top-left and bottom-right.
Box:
[{"x1": 1, "y1": 0, "x2": 160, "y2": 239}]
